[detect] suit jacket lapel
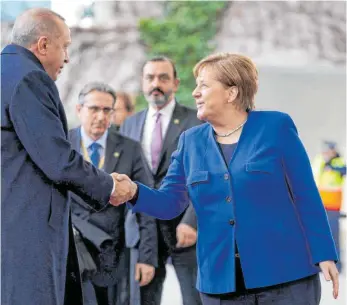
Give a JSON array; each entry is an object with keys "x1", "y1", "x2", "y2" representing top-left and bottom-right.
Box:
[
  {"x1": 71, "y1": 127, "x2": 122, "y2": 173},
  {"x1": 230, "y1": 110, "x2": 257, "y2": 166},
  {"x1": 157, "y1": 103, "x2": 186, "y2": 171},
  {"x1": 104, "y1": 132, "x2": 122, "y2": 173},
  {"x1": 136, "y1": 109, "x2": 148, "y2": 142}
]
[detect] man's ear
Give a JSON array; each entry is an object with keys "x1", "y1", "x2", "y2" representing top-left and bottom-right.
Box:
[
  {"x1": 76, "y1": 104, "x2": 82, "y2": 118},
  {"x1": 36, "y1": 36, "x2": 49, "y2": 56},
  {"x1": 173, "y1": 78, "x2": 180, "y2": 93}
]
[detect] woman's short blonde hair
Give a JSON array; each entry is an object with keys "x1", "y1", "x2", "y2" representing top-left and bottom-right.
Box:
[{"x1": 193, "y1": 53, "x2": 258, "y2": 111}]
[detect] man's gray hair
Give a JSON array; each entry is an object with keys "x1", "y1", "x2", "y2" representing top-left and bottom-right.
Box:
[
  {"x1": 11, "y1": 8, "x2": 65, "y2": 48},
  {"x1": 78, "y1": 82, "x2": 117, "y2": 106}
]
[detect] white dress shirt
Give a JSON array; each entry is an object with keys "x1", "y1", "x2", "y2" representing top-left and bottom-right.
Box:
[
  {"x1": 142, "y1": 99, "x2": 176, "y2": 170},
  {"x1": 80, "y1": 127, "x2": 115, "y2": 196},
  {"x1": 80, "y1": 126, "x2": 108, "y2": 162}
]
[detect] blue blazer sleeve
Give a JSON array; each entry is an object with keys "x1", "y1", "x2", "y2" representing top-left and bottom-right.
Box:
[
  {"x1": 131, "y1": 142, "x2": 158, "y2": 267},
  {"x1": 10, "y1": 71, "x2": 113, "y2": 206},
  {"x1": 280, "y1": 114, "x2": 338, "y2": 264},
  {"x1": 130, "y1": 132, "x2": 189, "y2": 219}
]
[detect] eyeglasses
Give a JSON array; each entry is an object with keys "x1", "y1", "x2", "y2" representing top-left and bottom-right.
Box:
[{"x1": 82, "y1": 105, "x2": 114, "y2": 115}]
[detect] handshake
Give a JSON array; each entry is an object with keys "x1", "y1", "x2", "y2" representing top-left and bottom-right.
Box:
[{"x1": 109, "y1": 173, "x2": 138, "y2": 206}]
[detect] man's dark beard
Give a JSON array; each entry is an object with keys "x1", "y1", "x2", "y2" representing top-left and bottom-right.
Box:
[{"x1": 149, "y1": 87, "x2": 165, "y2": 95}]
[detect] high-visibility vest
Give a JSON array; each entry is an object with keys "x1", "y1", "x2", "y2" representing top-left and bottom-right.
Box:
[{"x1": 312, "y1": 155, "x2": 345, "y2": 211}]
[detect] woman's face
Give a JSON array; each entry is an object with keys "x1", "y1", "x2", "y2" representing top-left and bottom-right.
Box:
[{"x1": 192, "y1": 67, "x2": 231, "y2": 122}]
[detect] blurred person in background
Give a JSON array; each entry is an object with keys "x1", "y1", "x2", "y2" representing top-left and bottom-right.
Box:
[
  {"x1": 69, "y1": 82, "x2": 157, "y2": 305},
  {"x1": 312, "y1": 140, "x2": 346, "y2": 272},
  {"x1": 110, "y1": 91, "x2": 135, "y2": 131},
  {"x1": 117, "y1": 52, "x2": 339, "y2": 305},
  {"x1": 120, "y1": 56, "x2": 202, "y2": 305}
]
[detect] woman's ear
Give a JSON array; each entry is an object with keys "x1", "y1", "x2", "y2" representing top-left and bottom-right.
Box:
[{"x1": 227, "y1": 86, "x2": 238, "y2": 104}]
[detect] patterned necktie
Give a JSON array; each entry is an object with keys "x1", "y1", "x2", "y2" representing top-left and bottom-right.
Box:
[
  {"x1": 89, "y1": 142, "x2": 101, "y2": 167},
  {"x1": 151, "y1": 112, "x2": 163, "y2": 171}
]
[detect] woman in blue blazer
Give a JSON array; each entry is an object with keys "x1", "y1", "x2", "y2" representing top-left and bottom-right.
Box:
[{"x1": 118, "y1": 53, "x2": 339, "y2": 304}]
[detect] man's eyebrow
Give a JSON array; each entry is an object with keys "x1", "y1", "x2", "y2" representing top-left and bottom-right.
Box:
[{"x1": 144, "y1": 73, "x2": 170, "y2": 78}]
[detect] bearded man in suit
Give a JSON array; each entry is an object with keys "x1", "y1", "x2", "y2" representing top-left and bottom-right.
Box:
[{"x1": 120, "y1": 56, "x2": 202, "y2": 305}]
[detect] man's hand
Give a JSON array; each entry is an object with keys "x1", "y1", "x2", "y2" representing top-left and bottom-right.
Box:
[
  {"x1": 135, "y1": 263, "x2": 155, "y2": 287},
  {"x1": 109, "y1": 173, "x2": 137, "y2": 206},
  {"x1": 319, "y1": 260, "x2": 339, "y2": 299},
  {"x1": 176, "y1": 223, "x2": 197, "y2": 248}
]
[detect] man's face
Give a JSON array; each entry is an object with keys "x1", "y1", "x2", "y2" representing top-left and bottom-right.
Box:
[
  {"x1": 112, "y1": 96, "x2": 133, "y2": 126},
  {"x1": 322, "y1": 149, "x2": 336, "y2": 162},
  {"x1": 43, "y1": 18, "x2": 71, "y2": 81},
  {"x1": 142, "y1": 61, "x2": 179, "y2": 110},
  {"x1": 76, "y1": 90, "x2": 114, "y2": 140}
]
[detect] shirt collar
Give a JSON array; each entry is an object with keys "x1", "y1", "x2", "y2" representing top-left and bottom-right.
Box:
[
  {"x1": 148, "y1": 98, "x2": 176, "y2": 119},
  {"x1": 80, "y1": 126, "x2": 108, "y2": 150}
]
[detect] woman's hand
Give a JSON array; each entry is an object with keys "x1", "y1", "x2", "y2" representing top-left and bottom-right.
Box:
[{"x1": 319, "y1": 260, "x2": 339, "y2": 299}]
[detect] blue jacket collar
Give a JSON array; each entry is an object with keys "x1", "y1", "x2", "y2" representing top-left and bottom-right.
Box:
[{"x1": 2, "y1": 44, "x2": 45, "y2": 71}]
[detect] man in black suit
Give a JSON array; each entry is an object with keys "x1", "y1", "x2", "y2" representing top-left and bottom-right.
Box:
[
  {"x1": 120, "y1": 56, "x2": 202, "y2": 305},
  {"x1": 69, "y1": 82, "x2": 157, "y2": 305}
]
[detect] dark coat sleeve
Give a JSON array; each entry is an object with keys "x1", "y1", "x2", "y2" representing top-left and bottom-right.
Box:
[
  {"x1": 10, "y1": 71, "x2": 113, "y2": 208},
  {"x1": 72, "y1": 213, "x2": 113, "y2": 251},
  {"x1": 130, "y1": 142, "x2": 158, "y2": 267},
  {"x1": 69, "y1": 169, "x2": 126, "y2": 284}
]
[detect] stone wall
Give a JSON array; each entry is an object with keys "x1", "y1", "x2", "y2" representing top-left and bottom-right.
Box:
[
  {"x1": 2, "y1": 1, "x2": 345, "y2": 108},
  {"x1": 216, "y1": 1, "x2": 346, "y2": 67},
  {"x1": 1, "y1": 1, "x2": 165, "y2": 118},
  {"x1": 1, "y1": 1, "x2": 345, "y2": 156}
]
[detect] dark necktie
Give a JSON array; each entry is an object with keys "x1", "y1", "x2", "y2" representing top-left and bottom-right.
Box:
[{"x1": 89, "y1": 142, "x2": 101, "y2": 167}]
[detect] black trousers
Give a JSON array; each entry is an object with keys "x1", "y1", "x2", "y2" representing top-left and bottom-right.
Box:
[
  {"x1": 200, "y1": 274, "x2": 321, "y2": 305},
  {"x1": 64, "y1": 248, "x2": 83, "y2": 305},
  {"x1": 64, "y1": 271, "x2": 83, "y2": 305},
  {"x1": 141, "y1": 246, "x2": 202, "y2": 305}
]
